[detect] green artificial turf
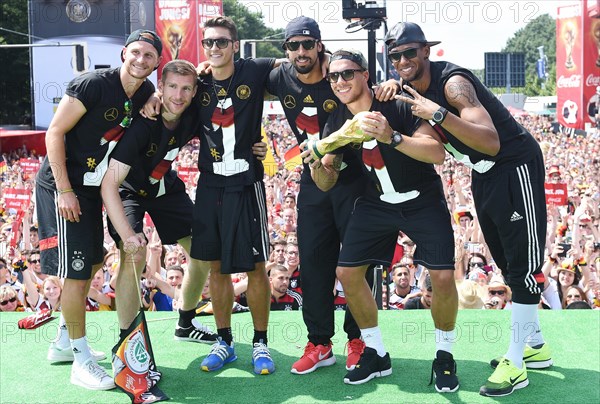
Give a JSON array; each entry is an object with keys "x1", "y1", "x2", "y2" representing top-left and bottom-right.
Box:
[{"x1": 1, "y1": 310, "x2": 598, "y2": 403}]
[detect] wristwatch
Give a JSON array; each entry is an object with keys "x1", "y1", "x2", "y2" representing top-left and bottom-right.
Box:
[
  {"x1": 389, "y1": 131, "x2": 403, "y2": 148},
  {"x1": 432, "y1": 107, "x2": 448, "y2": 125}
]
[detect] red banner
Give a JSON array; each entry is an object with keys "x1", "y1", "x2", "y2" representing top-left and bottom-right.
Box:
[
  {"x1": 177, "y1": 166, "x2": 199, "y2": 185},
  {"x1": 19, "y1": 158, "x2": 41, "y2": 178},
  {"x1": 3, "y1": 188, "x2": 30, "y2": 210},
  {"x1": 556, "y1": 1, "x2": 599, "y2": 130},
  {"x1": 545, "y1": 182, "x2": 569, "y2": 205},
  {"x1": 155, "y1": 0, "x2": 223, "y2": 81}
]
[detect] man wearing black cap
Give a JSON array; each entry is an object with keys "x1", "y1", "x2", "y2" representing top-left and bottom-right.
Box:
[
  {"x1": 266, "y1": 16, "x2": 370, "y2": 375},
  {"x1": 302, "y1": 48, "x2": 457, "y2": 390},
  {"x1": 36, "y1": 29, "x2": 161, "y2": 390},
  {"x1": 385, "y1": 21, "x2": 550, "y2": 397}
]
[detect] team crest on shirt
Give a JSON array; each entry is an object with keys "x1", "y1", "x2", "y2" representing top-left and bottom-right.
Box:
[
  {"x1": 284, "y1": 305, "x2": 292, "y2": 311},
  {"x1": 200, "y1": 92, "x2": 211, "y2": 106},
  {"x1": 283, "y1": 95, "x2": 296, "y2": 109},
  {"x1": 290, "y1": 279, "x2": 298, "y2": 289},
  {"x1": 323, "y1": 99, "x2": 337, "y2": 113},
  {"x1": 236, "y1": 85, "x2": 251, "y2": 100},
  {"x1": 104, "y1": 108, "x2": 119, "y2": 121}
]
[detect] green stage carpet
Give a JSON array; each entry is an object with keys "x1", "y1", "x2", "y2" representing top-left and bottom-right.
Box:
[{"x1": 1, "y1": 310, "x2": 598, "y2": 403}]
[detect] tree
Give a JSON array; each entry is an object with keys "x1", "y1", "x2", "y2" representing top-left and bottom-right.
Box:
[
  {"x1": 0, "y1": 0, "x2": 31, "y2": 125},
  {"x1": 224, "y1": 0, "x2": 284, "y2": 58},
  {"x1": 502, "y1": 14, "x2": 556, "y2": 96}
]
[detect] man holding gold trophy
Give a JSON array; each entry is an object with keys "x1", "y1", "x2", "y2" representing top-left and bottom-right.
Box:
[{"x1": 301, "y1": 49, "x2": 459, "y2": 393}]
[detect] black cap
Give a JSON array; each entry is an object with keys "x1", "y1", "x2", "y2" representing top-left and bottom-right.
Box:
[
  {"x1": 331, "y1": 48, "x2": 368, "y2": 71},
  {"x1": 385, "y1": 22, "x2": 441, "y2": 49},
  {"x1": 284, "y1": 16, "x2": 321, "y2": 42},
  {"x1": 123, "y1": 29, "x2": 163, "y2": 58}
]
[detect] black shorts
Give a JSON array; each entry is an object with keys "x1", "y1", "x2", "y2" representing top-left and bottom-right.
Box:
[
  {"x1": 36, "y1": 185, "x2": 104, "y2": 280},
  {"x1": 108, "y1": 186, "x2": 193, "y2": 245},
  {"x1": 191, "y1": 181, "x2": 268, "y2": 274},
  {"x1": 338, "y1": 184, "x2": 455, "y2": 270}
]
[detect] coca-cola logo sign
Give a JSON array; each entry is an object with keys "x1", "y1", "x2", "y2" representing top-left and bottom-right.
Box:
[
  {"x1": 586, "y1": 74, "x2": 600, "y2": 87},
  {"x1": 557, "y1": 75, "x2": 582, "y2": 88}
]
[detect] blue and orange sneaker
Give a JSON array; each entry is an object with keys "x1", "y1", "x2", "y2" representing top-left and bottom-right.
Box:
[
  {"x1": 252, "y1": 342, "x2": 275, "y2": 375},
  {"x1": 201, "y1": 339, "x2": 237, "y2": 372}
]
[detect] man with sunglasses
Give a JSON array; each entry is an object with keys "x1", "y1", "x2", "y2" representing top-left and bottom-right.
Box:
[
  {"x1": 266, "y1": 16, "x2": 371, "y2": 375},
  {"x1": 302, "y1": 49, "x2": 458, "y2": 390},
  {"x1": 35, "y1": 30, "x2": 162, "y2": 391},
  {"x1": 189, "y1": 16, "x2": 277, "y2": 376},
  {"x1": 385, "y1": 22, "x2": 550, "y2": 397}
]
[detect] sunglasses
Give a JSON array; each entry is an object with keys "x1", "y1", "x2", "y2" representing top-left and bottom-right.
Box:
[
  {"x1": 388, "y1": 47, "x2": 420, "y2": 63},
  {"x1": 489, "y1": 290, "x2": 505, "y2": 296},
  {"x1": 469, "y1": 262, "x2": 485, "y2": 268},
  {"x1": 201, "y1": 38, "x2": 234, "y2": 50},
  {"x1": 0, "y1": 297, "x2": 17, "y2": 306},
  {"x1": 29, "y1": 259, "x2": 40, "y2": 264},
  {"x1": 283, "y1": 39, "x2": 318, "y2": 51},
  {"x1": 326, "y1": 69, "x2": 365, "y2": 83},
  {"x1": 120, "y1": 99, "x2": 132, "y2": 128}
]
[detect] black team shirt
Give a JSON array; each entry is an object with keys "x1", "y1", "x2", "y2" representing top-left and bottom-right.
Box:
[{"x1": 37, "y1": 67, "x2": 154, "y2": 196}]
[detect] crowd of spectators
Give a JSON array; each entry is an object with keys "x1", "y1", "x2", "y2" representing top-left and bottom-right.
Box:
[{"x1": 1, "y1": 112, "x2": 599, "y2": 314}]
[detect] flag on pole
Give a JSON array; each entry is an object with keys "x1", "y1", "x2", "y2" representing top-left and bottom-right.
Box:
[{"x1": 112, "y1": 309, "x2": 168, "y2": 403}]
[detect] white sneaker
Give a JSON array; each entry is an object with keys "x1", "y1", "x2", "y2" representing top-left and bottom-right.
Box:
[
  {"x1": 70, "y1": 358, "x2": 116, "y2": 390},
  {"x1": 47, "y1": 342, "x2": 107, "y2": 363}
]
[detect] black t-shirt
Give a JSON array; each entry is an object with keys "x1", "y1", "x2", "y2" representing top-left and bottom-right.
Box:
[
  {"x1": 424, "y1": 61, "x2": 542, "y2": 177},
  {"x1": 323, "y1": 97, "x2": 441, "y2": 206},
  {"x1": 270, "y1": 290, "x2": 302, "y2": 311},
  {"x1": 196, "y1": 58, "x2": 275, "y2": 187},
  {"x1": 110, "y1": 107, "x2": 198, "y2": 198},
  {"x1": 37, "y1": 67, "x2": 155, "y2": 194},
  {"x1": 266, "y1": 63, "x2": 364, "y2": 185}
]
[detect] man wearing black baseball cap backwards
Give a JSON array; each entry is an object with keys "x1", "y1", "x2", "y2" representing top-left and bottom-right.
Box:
[
  {"x1": 36, "y1": 29, "x2": 161, "y2": 391},
  {"x1": 385, "y1": 21, "x2": 550, "y2": 397},
  {"x1": 301, "y1": 48, "x2": 454, "y2": 387},
  {"x1": 268, "y1": 17, "x2": 373, "y2": 376}
]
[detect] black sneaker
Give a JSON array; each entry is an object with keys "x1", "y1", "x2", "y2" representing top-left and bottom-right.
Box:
[
  {"x1": 343, "y1": 347, "x2": 392, "y2": 385},
  {"x1": 174, "y1": 319, "x2": 218, "y2": 344},
  {"x1": 430, "y1": 350, "x2": 459, "y2": 393}
]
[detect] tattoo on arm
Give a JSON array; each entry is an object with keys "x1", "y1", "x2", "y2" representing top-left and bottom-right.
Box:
[{"x1": 446, "y1": 80, "x2": 481, "y2": 107}]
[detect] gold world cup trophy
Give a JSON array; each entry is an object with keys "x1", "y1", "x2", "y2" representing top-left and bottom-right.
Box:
[
  {"x1": 305, "y1": 112, "x2": 374, "y2": 160},
  {"x1": 167, "y1": 24, "x2": 183, "y2": 59},
  {"x1": 563, "y1": 21, "x2": 576, "y2": 70}
]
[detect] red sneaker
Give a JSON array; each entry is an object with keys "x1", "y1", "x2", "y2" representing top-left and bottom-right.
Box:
[
  {"x1": 346, "y1": 338, "x2": 366, "y2": 370},
  {"x1": 291, "y1": 342, "x2": 336, "y2": 374}
]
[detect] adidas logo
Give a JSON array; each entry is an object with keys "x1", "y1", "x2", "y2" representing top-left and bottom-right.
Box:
[
  {"x1": 217, "y1": 88, "x2": 227, "y2": 97},
  {"x1": 510, "y1": 211, "x2": 523, "y2": 222},
  {"x1": 253, "y1": 247, "x2": 260, "y2": 256},
  {"x1": 72, "y1": 347, "x2": 81, "y2": 354},
  {"x1": 303, "y1": 94, "x2": 314, "y2": 103}
]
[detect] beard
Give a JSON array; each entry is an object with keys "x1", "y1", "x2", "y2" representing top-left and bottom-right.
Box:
[{"x1": 292, "y1": 57, "x2": 316, "y2": 74}]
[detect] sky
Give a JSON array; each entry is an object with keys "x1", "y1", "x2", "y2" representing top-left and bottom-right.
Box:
[{"x1": 238, "y1": 0, "x2": 581, "y2": 69}]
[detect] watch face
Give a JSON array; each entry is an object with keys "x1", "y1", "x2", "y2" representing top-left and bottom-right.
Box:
[{"x1": 433, "y1": 111, "x2": 443, "y2": 122}]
